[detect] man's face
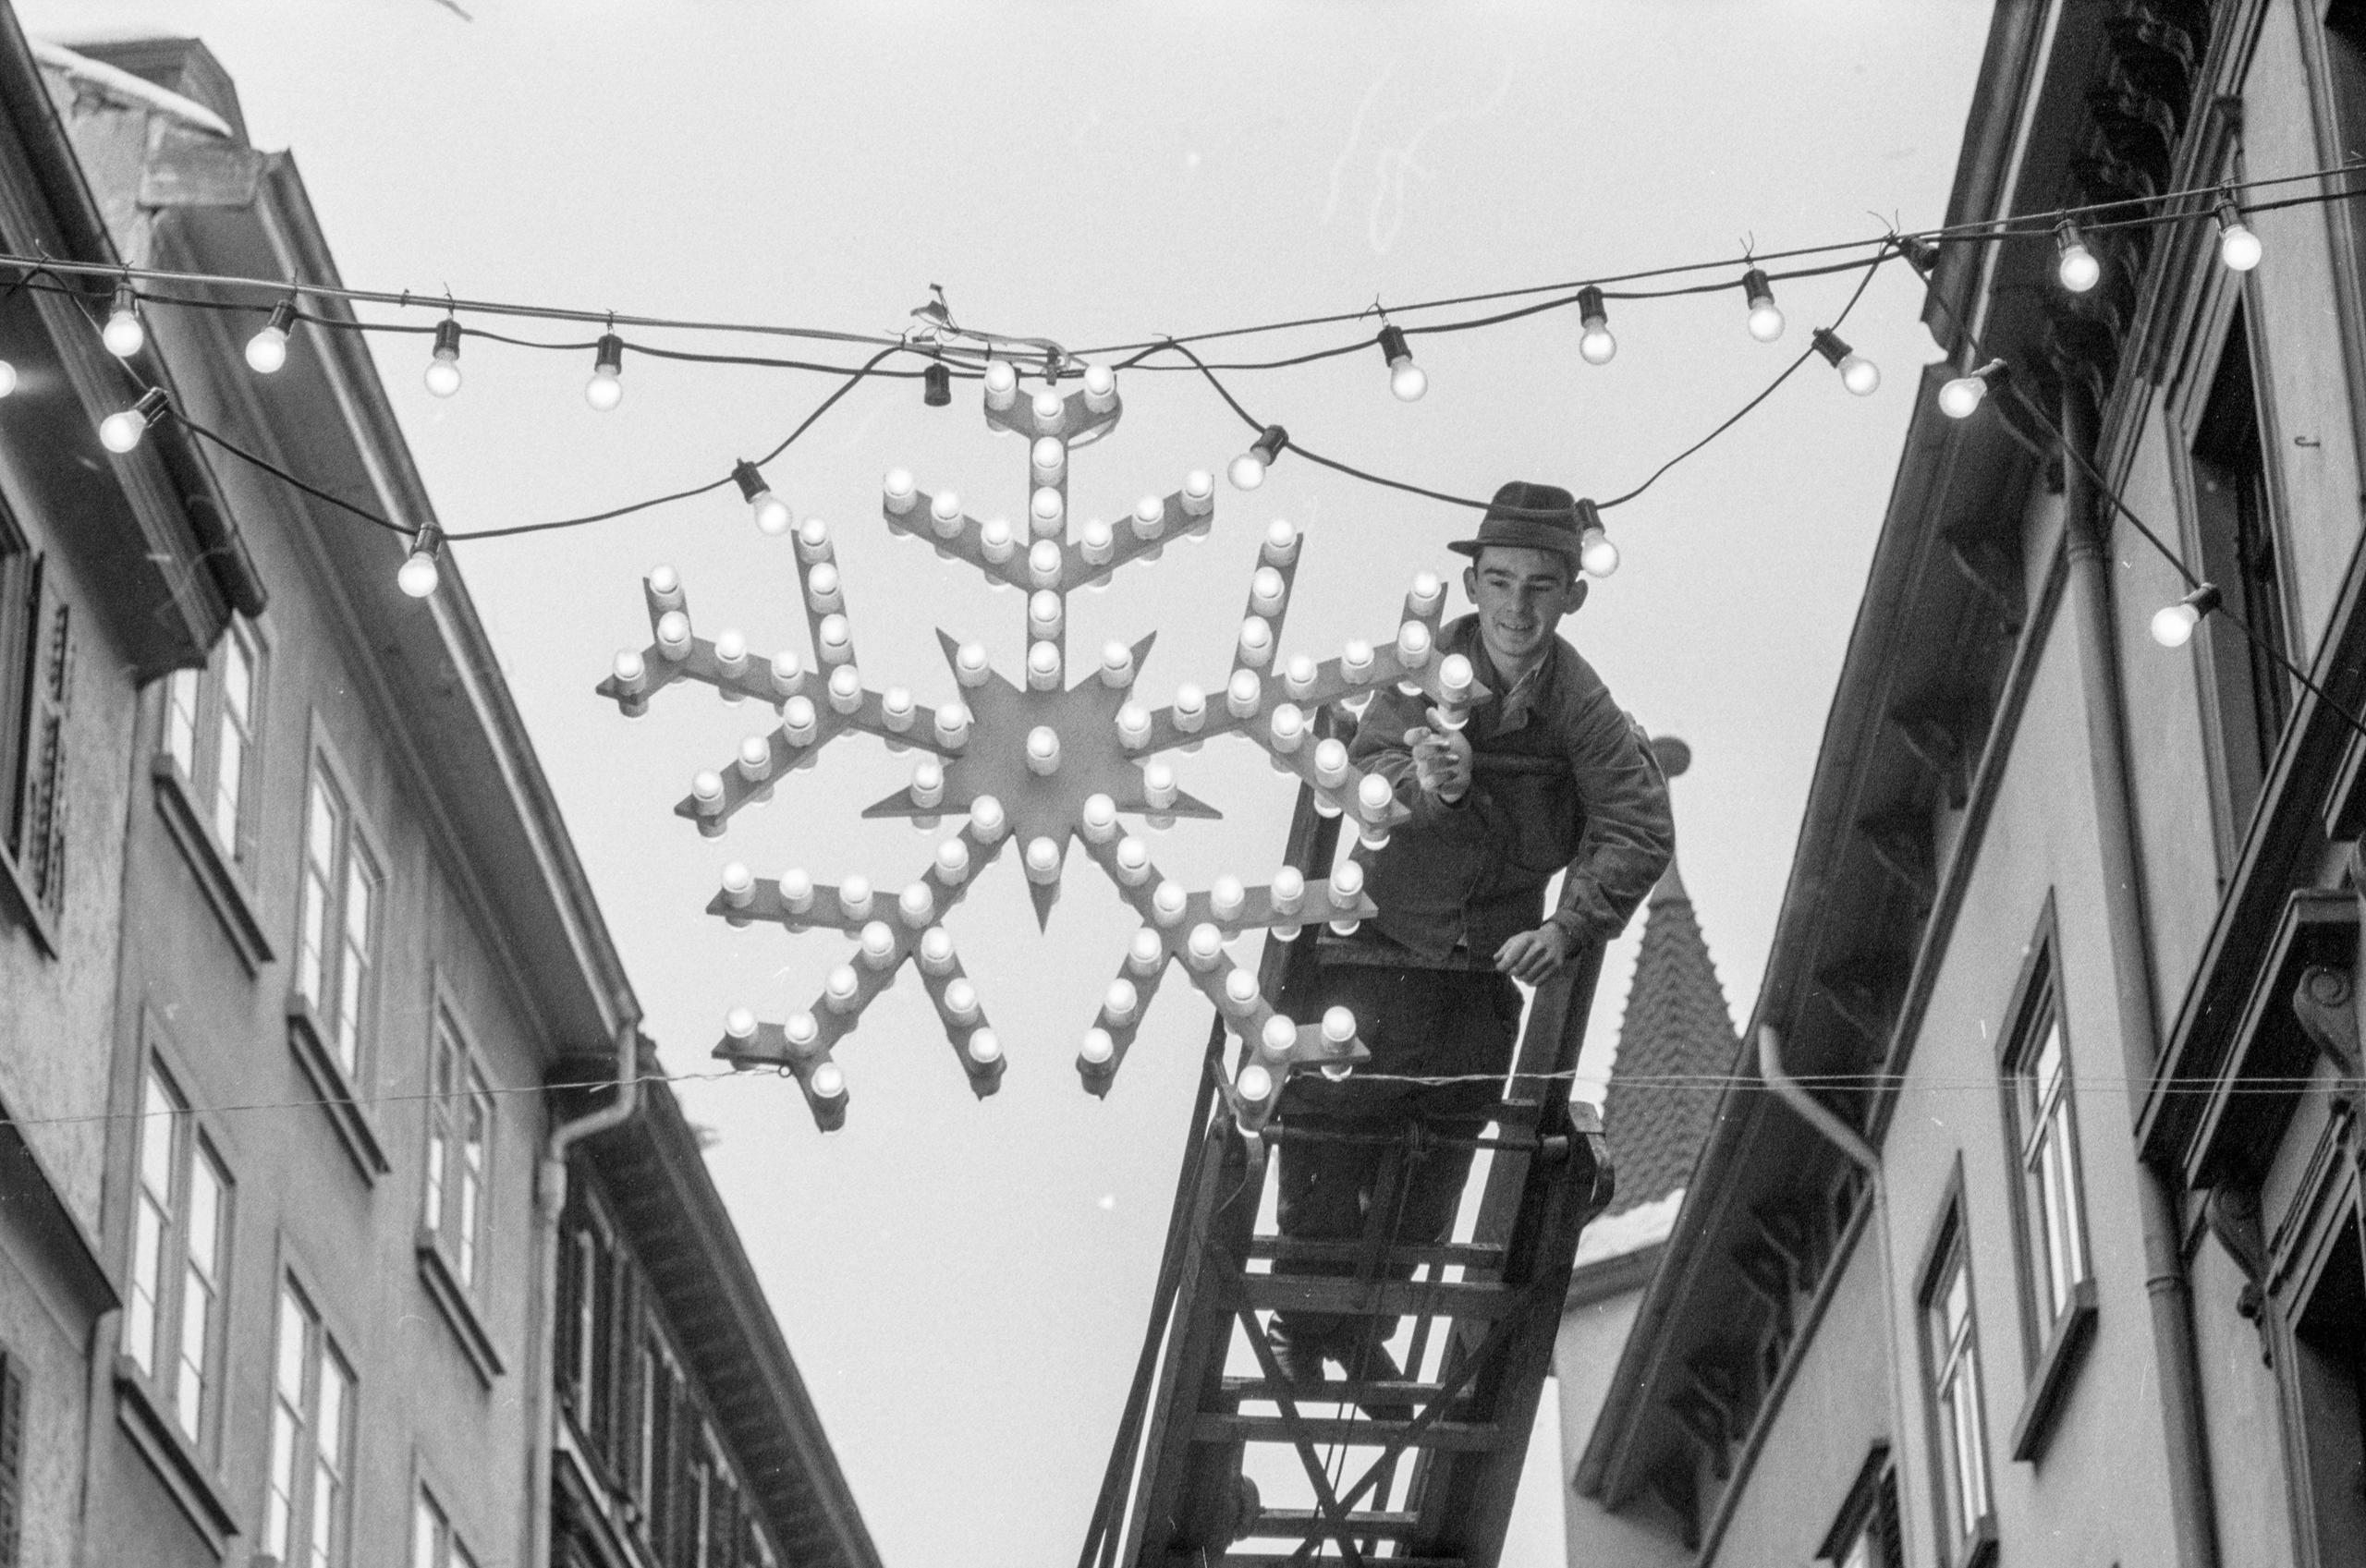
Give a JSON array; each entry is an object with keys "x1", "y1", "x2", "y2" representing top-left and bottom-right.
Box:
[{"x1": 1463, "y1": 545, "x2": 1585, "y2": 671}]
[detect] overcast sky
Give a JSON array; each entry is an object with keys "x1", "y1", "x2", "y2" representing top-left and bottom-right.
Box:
[{"x1": 28, "y1": 3, "x2": 1993, "y2": 1562}]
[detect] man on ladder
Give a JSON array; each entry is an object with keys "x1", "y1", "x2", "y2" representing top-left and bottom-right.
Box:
[{"x1": 1268, "y1": 481, "x2": 1676, "y2": 1412}]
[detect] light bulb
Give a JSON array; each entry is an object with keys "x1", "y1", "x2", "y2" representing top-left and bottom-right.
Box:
[
  {"x1": 0, "y1": 359, "x2": 17, "y2": 398},
  {"x1": 1032, "y1": 389, "x2": 1065, "y2": 431},
  {"x1": 1236, "y1": 1064, "x2": 1274, "y2": 1104},
  {"x1": 98, "y1": 409, "x2": 145, "y2": 454},
  {"x1": 584, "y1": 332, "x2": 625, "y2": 410},
  {"x1": 1082, "y1": 362, "x2": 1117, "y2": 411},
  {"x1": 2150, "y1": 583, "x2": 2221, "y2": 648},
  {"x1": 725, "y1": 1006, "x2": 758, "y2": 1041},
  {"x1": 400, "y1": 524, "x2": 448, "y2": 598},
  {"x1": 808, "y1": 1062, "x2": 847, "y2": 1100},
  {"x1": 1229, "y1": 425, "x2": 1287, "y2": 492},
  {"x1": 839, "y1": 874, "x2": 873, "y2": 921},
  {"x1": 1081, "y1": 1028, "x2": 1116, "y2": 1065},
  {"x1": 1938, "y1": 359, "x2": 2004, "y2": 420},
  {"x1": 1377, "y1": 324, "x2": 1425, "y2": 401},
  {"x1": 424, "y1": 319, "x2": 463, "y2": 396},
  {"x1": 103, "y1": 283, "x2": 144, "y2": 358},
  {"x1": 1579, "y1": 526, "x2": 1620, "y2": 579},
  {"x1": 2216, "y1": 202, "x2": 2262, "y2": 273},
  {"x1": 966, "y1": 1028, "x2": 1002, "y2": 1067},
  {"x1": 1741, "y1": 269, "x2": 1784, "y2": 342},
  {"x1": 982, "y1": 360, "x2": 1018, "y2": 410},
  {"x1": 1840, "y1": 354, "x2": 1881, "y2": 395},
  {"x1": 1577, "y1": 286, "x2": 1616, "y2": 365},
  {"x1": 1103, "y1": 979, "x2": 1139, "y2": 1025},
  {"x1": 1262, "y1": 518, "x2": 1299, "y2": 565},
  {"x1": 2055, "y1": 221, "x2": 2100, "y2": 293},
  {"x1": 734, "y1": 459, "x2": 793, "y2": 535},
  {"x1": 245, "y1": 300, "x2": 296, "y2": 374},
  {"x1": 396, "y1": 550, "x2": 440, "y2": 599}
]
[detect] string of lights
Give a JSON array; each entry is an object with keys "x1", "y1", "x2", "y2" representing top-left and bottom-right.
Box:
[
  {"x1": 3, "y1": 166, "x2": 2362, "y2": 611},
  {"x1": 1909, "y1": 225, "x2": 2366, "y2": 748}
]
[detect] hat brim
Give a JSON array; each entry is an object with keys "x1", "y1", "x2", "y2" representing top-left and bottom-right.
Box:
[{"x1": 1447, "y1": 518, "x2": 1584, "y2": 559}]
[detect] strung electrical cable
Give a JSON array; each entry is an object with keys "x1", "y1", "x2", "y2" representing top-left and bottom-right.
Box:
[
  {"x1": 1899, "y1": 248, "x2": 2366, "y2": 748},
  {"x1": 6, "y1": 157, "x2": 2357, "y2": 376},
  {"x1": 0, "y1": 1064, "x2": 2345, "y2": 1136}
]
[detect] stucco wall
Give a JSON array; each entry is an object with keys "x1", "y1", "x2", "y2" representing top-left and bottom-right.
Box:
[{"x1": 1555, "y1": 1279, "x2": 1693, "y2": 1567}]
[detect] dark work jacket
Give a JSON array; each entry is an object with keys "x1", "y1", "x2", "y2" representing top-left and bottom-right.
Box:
[{"x1": 1329, "y1": 614, "x2": 1674, "y2": 967}]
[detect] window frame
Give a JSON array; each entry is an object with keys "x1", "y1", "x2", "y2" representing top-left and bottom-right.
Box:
[
  {"x1": 291, "y1": 743, "x2": 383, "y2": 1087},
  {"x1": 120, "y1": 1053, "x2": 234, "y2": 1459},
  {"x1": 1816, "y1": 1442, "x2": 1903, "y2": 1568},
  {"x1": 2163, "y1": 247, "x2": 2300, "y2": 865},
  {"x1": 1993, "y1": 901, "x2": 2102, "y2": 1461},
  {"x1": 1916, "y1": 1173, "x2": 1997, "y2": 1568},
  {"x1": 262, "y1": 1274, "x2": 356, "y2": 1568},
  {"x1": 421, "y1": 1009, "x2": 494, "y2": 1298},
  {"x1": 163, "y1": 614, "x2": 266, "y2": 871},
  {"x1": 409, "y1": 1483, "x2": 481, "y2": 1568}
]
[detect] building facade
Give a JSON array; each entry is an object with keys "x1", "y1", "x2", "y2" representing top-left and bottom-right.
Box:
[
  {"x1": 0, "y1": 14, "x2": 877, "y2": 1568},
  {"x1": 1569, "y1": 2, "x2": 2366, "y2": 1565},
  {"x1": 548, "y1": 1073, "x2": 878, "y2": 1568}
]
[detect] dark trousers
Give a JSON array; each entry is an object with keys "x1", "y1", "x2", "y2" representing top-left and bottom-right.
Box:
[{"x1": 1271, "y1": 962, "x2": 1523, "y2": 1348}]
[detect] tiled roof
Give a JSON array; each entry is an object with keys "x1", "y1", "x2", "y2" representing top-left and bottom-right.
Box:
[{"x1": 1599, "y1": 859, "x2": 1738, "y2": 1218}]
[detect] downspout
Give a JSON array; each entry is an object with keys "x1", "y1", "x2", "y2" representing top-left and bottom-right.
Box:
[
  {"x1": 526, "y1": 1005, "x2": 643, "y2": 1568},
  {"x1": 2058, "y1": 379, "x2": 2220, "y2": 1568},
  {"x1": 1758, "y1": 1026, "x2": 1914, "y2": 1552}
]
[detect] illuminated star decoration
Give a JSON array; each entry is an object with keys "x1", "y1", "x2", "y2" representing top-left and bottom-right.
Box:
[{"x1": 597, "y1": 364, "x2": 1489, "y2": 1131}]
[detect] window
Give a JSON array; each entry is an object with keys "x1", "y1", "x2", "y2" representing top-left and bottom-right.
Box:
[
  {"x1": 0, "y1": 523, "x2": 72, "y2": 930},
  {"x1": 422, "y1": 1021, "x2": 492, "y2": 1292},
  {"x1": 2189, "y1": 306, "x2": 2293, "y2": 831},
  {"x1": 409, "y1": 1488, "x2": 480, "y2": 1568},
  {"x1": 2288, "y1": 1224, "x2": 2366, "y2": 1563},
  {"x1": 2006, "y1": 998, "x2": 2091, "y2": 1334},
  {"x1": 1922, "y1": 1214, "x2": 1994, "y2": 1564},
  {"x1": 163, "y1": 617, "x2": 262, "y2": 866},
  {"x1": 294, "y1": 766, "x2": 378, "y2": 1077},
  {"x1": 122, "y1": 1064, "x2": 230, "y2": 1450},
  {"x1": 264, "y1": 1282, "x2": 353, "y2": 1568},
  {"x1": 1818, "y1": 1446, "x2": 1903, "y2": 1568},
  {"x1": 2, "y1": 1345, "x2": 26, "y2": 1568}
]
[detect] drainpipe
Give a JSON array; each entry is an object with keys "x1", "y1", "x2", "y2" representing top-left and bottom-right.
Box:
[
  {"x1": 526, "y1": 1004, "x2": 643, "y2": 1568},
  {"x1": 2059, "y1": 378, "x2": 2220, "y2": 1568},
  {"x1": 1758, "y1": 1026, "x2": 1915, "y2": 1556}
]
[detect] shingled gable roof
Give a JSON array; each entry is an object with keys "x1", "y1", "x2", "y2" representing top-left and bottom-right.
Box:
[{"x1": 1599, "y1": 857, "x2": 1740, "y2": 1222}]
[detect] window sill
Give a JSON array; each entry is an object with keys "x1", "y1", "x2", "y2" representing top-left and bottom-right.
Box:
[
  {"x1": 2008, "y1": 1277, "x2": 2098, "y2": 1463},
  {"x1": 0, "y1": 842, "x2": 59, "y2": 956},
  {"x1": 415, "y1": 1228, "x2": 505, "y2": 1389},
  {"x1": 287, "y1": 996, "x2": 389, "y2": 1185},
  {"x1": 113, "y1": 1355, "x2": 239, "y2": 1557},
  {"x1": 1953, "y1": 1513, "x2": 1999, "y2": 1568},
  {"x1": 152, "y1": 755, "x2": 273, "y2": 974}
]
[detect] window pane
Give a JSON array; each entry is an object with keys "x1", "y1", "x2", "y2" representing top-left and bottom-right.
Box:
[
  {"x1": 266, "y1": 1404, "x2": 299, "y2": 1558},
  {"x1": 127, "y1": 1197, "x2": 164, "y2": 1376},
  {"x1": 223, "y1": 634, "x2": 251, "y2": 725},
  {"x1": 166, "y1": 669, "x2": 198, "y2": 777},
  {"x1": 138, "y1": 1073, "x2": 177, "y2": 1198},
  {"x1": 299, "y1": 779, "x2": 340, "y2": 1008},
  {"x1": 335, "y1": 858, "x2": 371, "y2": 1074},
  {"x1": 411, "y1": 1495, "x2": 442, "y2": 1568},
  {"x1": 458, "y1": 1086, "x2": 487, "y2": 1288},
  {"x1": 213, "y1": 711, "x2": 245, "y2": 851},
  {"x1": 311, "y1": 1352, "x2": 351, "y2": 1568},
  {"x1": 276, "y1": 1289, "x2": 309, "y2": 1400},
  {"x1": 175, "y1": 1150, "x2": 226, "y2": 1440}
]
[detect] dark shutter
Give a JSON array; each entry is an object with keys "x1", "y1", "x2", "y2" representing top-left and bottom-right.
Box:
[
  {"x1": 7, "y1": 563, "x2": 69, "y2": 918},
  {"x1": 555, "y1": 1227, "x2": 581, "y2": 1416},
  {"x1": 617, "y1": 1282, "x2": 644, "y2": 1497},
  {"x1": 0, "y1": 1350, "x2": 27, "y2": 1568},
  {"x1": 590, "y1": 1227, "x2": 614, "y2": 1460}
]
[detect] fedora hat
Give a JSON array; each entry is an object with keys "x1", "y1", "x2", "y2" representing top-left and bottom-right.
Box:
[{"x1": 1446, "y1": 481, "x2": 1597, "y2": 561}]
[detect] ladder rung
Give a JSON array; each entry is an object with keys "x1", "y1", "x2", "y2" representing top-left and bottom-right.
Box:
[
  {"x1": 1222, "y1": 1375, "x2": 1453, "y2": 1407},
  {"x1": 1228, "y1": 1276, "x2": 1522, "y2": 1319},
  {"x1": 1242, "y1": 1507, "x2": 1419, "y2": 1540},
  {"x1": 1193, "y1": 1411, "x2": 1508, "y2": 1451},
  {"x1": 1245, "y1": 1237, "x2": 1506, "y2": 1269}
]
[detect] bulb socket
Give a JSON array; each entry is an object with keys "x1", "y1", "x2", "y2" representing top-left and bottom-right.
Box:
[
  {"x1": 432, "y1": 318, "x2": 463, "y2": 359},
  {"x1": 923, "y1": 360, "x2": 952, "y2": 407},
  {"x1": 1741, "y1": 267, "x2": 1774, "y2": 309},
  {"x1": 1811, "y1": 328, "x2": 1852, "y2": 368},
  {"x1": 593, "y1": 332, "x2": 625, "y2": 376},
  {"x1": 732, "y1": 459, "x2": 767, "y2": 503},
  {"x1": 1376, "y1": 323, "x2": 1412, "y2": 365},
  {"x1": 1252, "y1": 424, "x2": 1289, "y2": 464},
  {"x1": 1577, "y1": 285, "x2": 1607, "y2": 327}
]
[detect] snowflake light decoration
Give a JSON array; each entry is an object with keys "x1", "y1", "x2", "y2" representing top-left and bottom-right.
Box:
[{"x1": 598, "y1": 364, "x2": 1488, "y2": 1131}]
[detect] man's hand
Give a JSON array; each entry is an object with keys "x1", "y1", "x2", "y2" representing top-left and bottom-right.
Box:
[
  {"x1": 1407, "y1": 709, "x2": 1473, "y2": 802},
  {"x1": 1494, "y1": 922, "x2": 1573, "y2": 983}
]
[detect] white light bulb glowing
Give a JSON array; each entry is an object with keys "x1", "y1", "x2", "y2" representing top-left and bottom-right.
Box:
[
  {"x1": 933, "y1": 836, "x2": 970, "y2": 882},
  {"x1": 2055, "y1": 222, "x2": 2101, "y2": 293},
  {"x1": 245, "y1": 302, "x2": 294, "y2": 374},
  {"x1": 1579, "y1": 527, "x2": 1620, "y2": 579},
  {"x1": 1236, "y1": 1064, "x2": 1274, "y2": 1103},
  {"x1": 103, "y1": 286, "x2": 144, "y2": 358}
]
